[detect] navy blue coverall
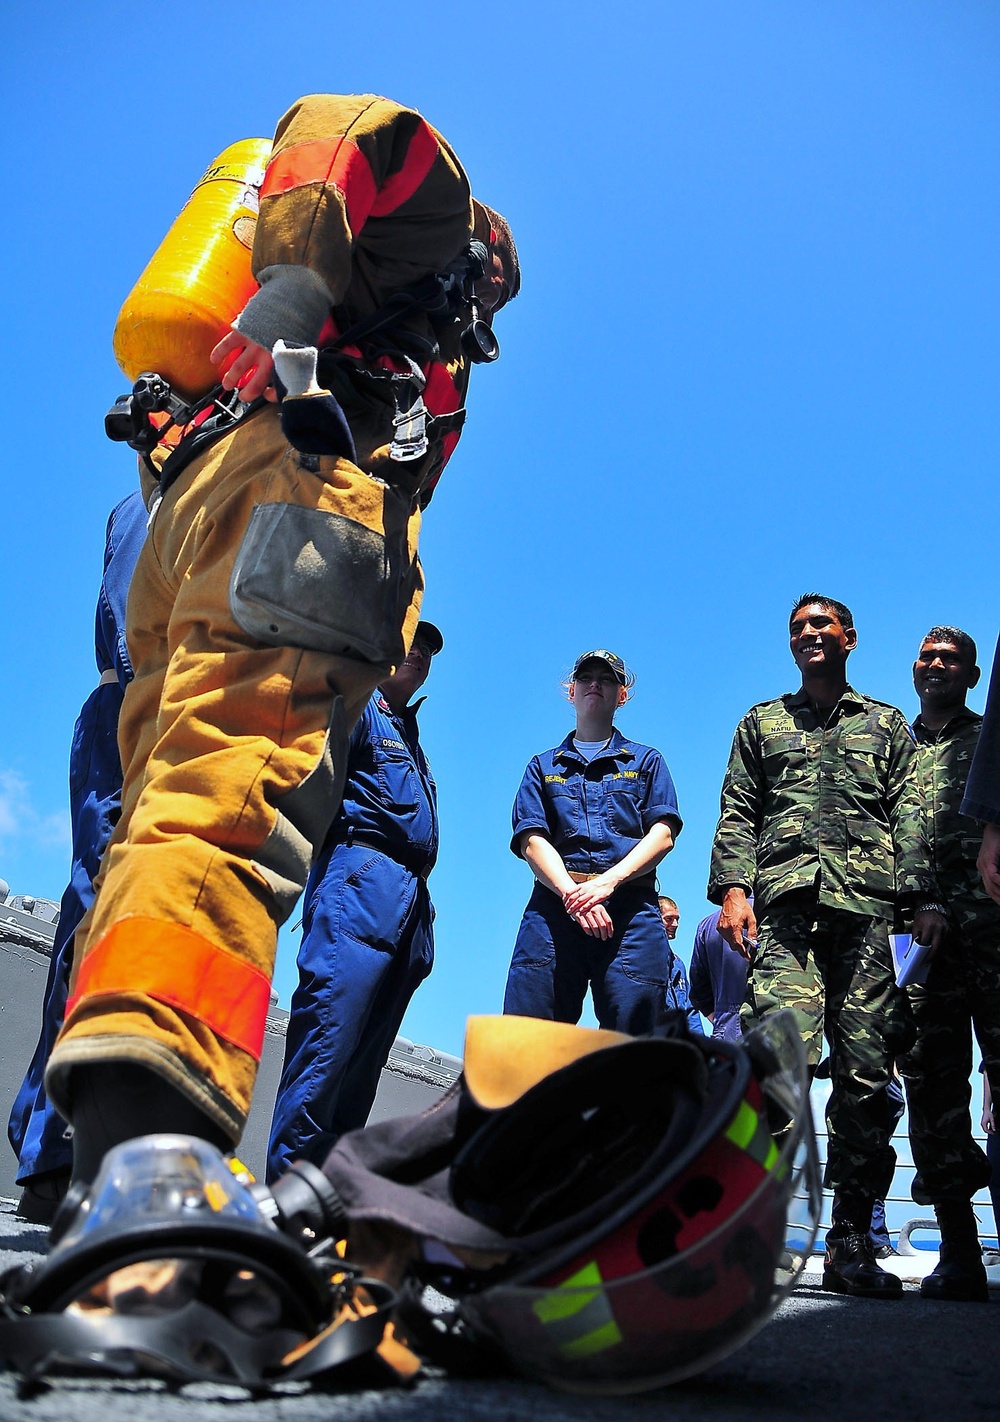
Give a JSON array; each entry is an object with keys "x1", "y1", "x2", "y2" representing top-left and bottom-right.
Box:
[
  {"x1": 8, "y1": 492, "x2": 147, "y2": 1184},
  {"x1": 267, "y1": 689, "x2": 438, "y2": 1180},
  {"x1": 503, "y1": 730, "x2": 681, "y2": 1035},
  {"x1": 688, "y1": 909, "x2": 750, "y2": 1044},
  {"x1": 666, "y1": 953, "x2": 705, "y2": 1035}
]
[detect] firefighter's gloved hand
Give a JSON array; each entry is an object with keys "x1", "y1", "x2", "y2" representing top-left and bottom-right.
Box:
[
  {"x1": 271, "y1": 340, "x2": 327, "y2": 400},
  {"x1": 272, "y1": 340, "x2": 357, "y2": 461}
]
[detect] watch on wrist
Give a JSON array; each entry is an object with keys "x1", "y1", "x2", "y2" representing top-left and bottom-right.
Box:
[{"x1": 914, "y1": 901, "x2": 947, "y2": 917}]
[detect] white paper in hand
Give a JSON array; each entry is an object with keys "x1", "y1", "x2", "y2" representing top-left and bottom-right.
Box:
[{"x1": 890, "y1": 933, "x2": 933, "y2": 988}]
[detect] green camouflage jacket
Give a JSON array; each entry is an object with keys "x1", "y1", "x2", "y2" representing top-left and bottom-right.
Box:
[
  {"x1": 912, "y1": 708, "x2": 1000, "y2": 930},
  {"x1": 708, "y1": 685, "x2": 933, "y2": 917}
]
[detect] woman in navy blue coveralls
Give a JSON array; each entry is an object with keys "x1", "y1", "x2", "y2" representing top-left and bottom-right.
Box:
[{"x1": 503, "y1": 650, "x2": 682, "y2": 1035}]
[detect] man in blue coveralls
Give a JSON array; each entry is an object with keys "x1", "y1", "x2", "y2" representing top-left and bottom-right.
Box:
[
  {"x1": 8, "y1": 491, "x2": 147, "y2": 1222},
  {"x1": 689, "y1": 908, "x2": 750, "y2": 1044},
  {"x1": 503, "y1": 650, "x2": 682, "y2": 1035},
  {"x1": 267, "y1": 622, "x2": 444, "y2": 1180},
  {"x1": 658, "y1": 895, "x2": 705, "y2": 1034}
]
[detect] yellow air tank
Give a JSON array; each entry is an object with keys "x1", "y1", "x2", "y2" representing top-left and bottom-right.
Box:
[{"x1": 113, "y1": 138, "x2": 272, "y2": 401}]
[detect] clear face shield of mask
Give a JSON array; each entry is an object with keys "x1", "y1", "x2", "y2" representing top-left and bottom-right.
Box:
[{"x1": 56, "y1": 1134, "x2": 265, "y2": 1251}]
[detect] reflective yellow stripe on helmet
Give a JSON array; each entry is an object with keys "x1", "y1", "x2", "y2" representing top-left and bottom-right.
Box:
[
  {"x1": 726, "y1": 1099, "x2": 780, "y2": 1172},
  {"x1": 532, "y1": 1260, "x2": 623, "y2": 1359}
]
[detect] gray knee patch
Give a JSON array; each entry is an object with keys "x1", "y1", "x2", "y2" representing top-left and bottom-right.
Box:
[{"x1": 229, "y1": 502, "x2": 417, "y2": 663}]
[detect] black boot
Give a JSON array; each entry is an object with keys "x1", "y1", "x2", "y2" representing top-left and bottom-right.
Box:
[
  {"x1": 823, "y1": 1226, "x2": 903, "y2": 1298},
  {"x1": 69, "y1": 1062, "x2": 231, "y2": 1186},
  {"x1": 15, "y1": 1166, "x2": 71, "y2": 1225},
  {"x1": 920, "y1": 1202, "x2": 989, "y2": 1302}
]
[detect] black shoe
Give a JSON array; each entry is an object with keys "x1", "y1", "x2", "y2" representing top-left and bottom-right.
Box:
[
  {"x1": 823, "y1": 1229, "x2": 903, "y2": 1297},
  {"x1": 15, "y1": 1167, "x2": 71, "y2": 1225},
  {"x1": 920, "y1": 1203, "x2": 989, "y2": 1303},
  {"x1": 872, "y1": 1243, "x2": 899, "y2": 1261},
  {"x1": 921, "y1": 1258, "x2": 989, "y2": 1302}
]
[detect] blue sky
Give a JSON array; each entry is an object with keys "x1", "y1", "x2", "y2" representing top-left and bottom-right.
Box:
[{"x1": 3, "y1": 0, "x2": 999, "y2": 1057}]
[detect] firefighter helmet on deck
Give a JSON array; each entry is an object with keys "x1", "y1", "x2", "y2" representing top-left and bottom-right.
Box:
[{"x1": 323, "y1": 1010, "x2": 821, "y2": 1393}]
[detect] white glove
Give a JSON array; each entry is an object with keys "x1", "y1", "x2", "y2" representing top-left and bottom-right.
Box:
[{"x1": 271, "y1": 340, "x2": 327, "y2": 399}]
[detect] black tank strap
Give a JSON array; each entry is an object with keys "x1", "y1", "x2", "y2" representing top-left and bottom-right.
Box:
[
  {"x1": 154, "y1": 391, "x2": 266, "y2": 497},
  {"x1": 331, "y1": 241, "x2": 484, "y2": 351}
]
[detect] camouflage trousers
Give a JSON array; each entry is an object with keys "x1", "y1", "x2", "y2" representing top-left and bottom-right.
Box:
[
  {"x1": 900, "y1": 908, "x2": 1000, "y2": 1205},
  {"x1": 741, "y1": 895, "x2": 905, "y2": 1204}
]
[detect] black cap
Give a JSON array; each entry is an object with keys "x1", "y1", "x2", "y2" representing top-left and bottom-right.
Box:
[
  {"x1": 414, "y1": 620, "x2": 444, "y2": 655},
  {"x1": 572, "y1": 649, "x2": 631, "y2": 686}
]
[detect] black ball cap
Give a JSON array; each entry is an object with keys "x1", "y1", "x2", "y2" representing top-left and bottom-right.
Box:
[
  {"x1": 572, "y1": 648, "x2": 628, "y2": 685},
  {"x1": 414, "y1": 620, "x2": 444, "y2": 655}
]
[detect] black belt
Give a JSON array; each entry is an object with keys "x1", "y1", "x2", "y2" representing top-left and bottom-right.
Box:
[{"x1": 336, "y1": 833, "x2": 433, "y2": 880}]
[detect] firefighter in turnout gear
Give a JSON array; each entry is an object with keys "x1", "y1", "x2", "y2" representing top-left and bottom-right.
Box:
[{"x1": 46, "y1": 94, "x2": 519, "y2": 1182}]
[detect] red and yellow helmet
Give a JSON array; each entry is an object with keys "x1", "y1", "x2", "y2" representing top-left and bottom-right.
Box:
[{"x1": 326, "y1": 1011, "x2": 821, "y2": 1394}]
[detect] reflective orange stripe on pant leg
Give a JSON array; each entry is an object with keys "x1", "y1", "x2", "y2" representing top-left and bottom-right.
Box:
[{"x1": 66, "y1": 918, "x2": 271, "y2": 1062}]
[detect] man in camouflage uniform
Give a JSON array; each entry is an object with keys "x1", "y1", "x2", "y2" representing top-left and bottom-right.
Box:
[
  {"x1": 963, "y1": 632, "x2": 1000, "y2": 899},
  {"x1": 901, "y1": 626, "x2": 1000, "y2": 1302},
  {"x1": 708, "y1": 594, "x2": 946, "y2": 1298}
]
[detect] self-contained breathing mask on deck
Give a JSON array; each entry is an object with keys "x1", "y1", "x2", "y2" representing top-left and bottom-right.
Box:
[
  {"x1": 0, "y1": 1137, "x2": 405, "y2": 1388},
  {"x1": 0, "y1": 1013, "x2": 820, "y2": 1395}
]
